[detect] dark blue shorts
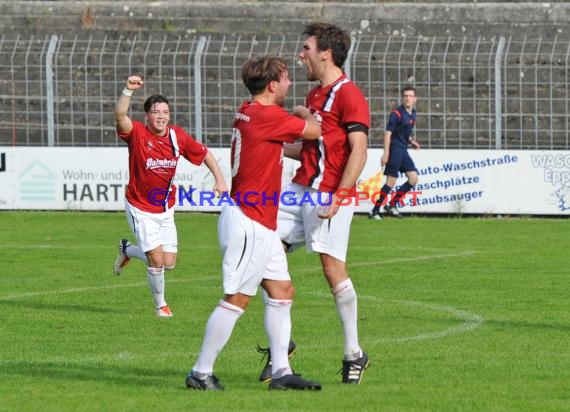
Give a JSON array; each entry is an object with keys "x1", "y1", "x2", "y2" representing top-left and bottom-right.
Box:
[{"x1": 384, "y1": 148, "x2": 418, "y2": 177}]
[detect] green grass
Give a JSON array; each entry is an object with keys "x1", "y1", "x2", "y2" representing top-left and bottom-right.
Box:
[{"x1": 1, "y1": 211, "x2": 569, "y2": 411}]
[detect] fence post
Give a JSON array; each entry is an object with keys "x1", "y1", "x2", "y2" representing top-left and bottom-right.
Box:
[
  {"x1": 46, "y1": 35, "x2": 58, "y2": 147},
  {"x1": 345, "y1": 36, "x2": 356, "y2": 79},
  {"x1": 494, "y1": 36, "x2": 506, "y2": 149},
  {"x1": 194, "y1": 36, "x2": 207, "y2": 143}
]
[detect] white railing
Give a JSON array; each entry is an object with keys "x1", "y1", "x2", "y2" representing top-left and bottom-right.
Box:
[{"x1": 1, "y1": 34, "x2": 568, "y2": 149}]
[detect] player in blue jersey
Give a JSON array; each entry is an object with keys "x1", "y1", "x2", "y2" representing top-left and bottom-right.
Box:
[{"x1": 369, "y1": 86, "x2": 420, "y2": 219}]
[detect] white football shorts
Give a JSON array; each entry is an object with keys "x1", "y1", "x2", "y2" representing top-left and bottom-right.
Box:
[
  {"x1": 125, "y1": 200, "x2": 177, "y2": 253},
  {"x1": 277, "y1": 182, "x2": 354, "y2": 262},
  {"x1": 218, "y1": 205, "x2": 291, "y2": 296}
]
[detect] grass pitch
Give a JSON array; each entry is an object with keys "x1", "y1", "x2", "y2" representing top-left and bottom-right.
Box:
[{"x1": 0, "y1": 211, "x2": 568, "y2": 411}]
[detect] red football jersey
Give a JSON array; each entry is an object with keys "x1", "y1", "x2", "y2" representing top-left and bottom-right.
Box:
[
  {"x1": 293, "y1": 74, "x2": 370, "y2": 194},
  {"x1": 118, "y1": 121, "x2": 208, "y2": 213},
  {"x1": 230, "y1": 101, "x2": 306, "y2": 230}
]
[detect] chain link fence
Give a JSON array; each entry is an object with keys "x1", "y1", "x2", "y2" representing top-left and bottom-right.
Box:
[{"x1": 1, "y1": 33, "x2": 568, "y2": 149}]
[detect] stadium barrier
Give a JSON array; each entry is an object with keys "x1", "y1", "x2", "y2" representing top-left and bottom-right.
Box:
[
  {"x1": 1, "y1": 147, "x2": 568, "y2": 215},
  {"x1": 1, "y1": 35, "x2": 569, "y2": 150}
]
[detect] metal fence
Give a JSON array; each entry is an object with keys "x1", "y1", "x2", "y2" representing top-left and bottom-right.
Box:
[{"x1": 1, "y1": 33, "x2": 569, "y2": 149}]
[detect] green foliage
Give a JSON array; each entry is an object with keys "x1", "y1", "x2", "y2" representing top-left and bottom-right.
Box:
[
  {"x1": 0, "y1": 212, "x2": 568, "y2": 411},
  {"x1": 162, "y1": 20, "x2": 178, "y2": 33}
]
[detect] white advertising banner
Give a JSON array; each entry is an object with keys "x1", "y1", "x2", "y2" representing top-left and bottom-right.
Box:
[
  {"x1": 357, "y1": 149, "x2": 570, "y2": 215},
  {"x1": 0, "y1": 147, "x2": 568, "y2": 215},
  {"x1": 0, "y1": 147, "x2": 231, "y2": 212}
]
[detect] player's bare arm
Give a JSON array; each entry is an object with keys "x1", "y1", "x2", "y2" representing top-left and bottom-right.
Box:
[
  {"x1": 284, "y1": 105, "x2": 321, "y2": 160},
  {"x1": 319, "y1": 130, "x2": 367, "y2": 219},
  {"x1": 283, "y1": 141, "x2": 303, "y2": 160},
  {"x1": 203, "y1": 151, "x2": 229, "y2": 196},
  {"x1": 114, "y1": 75, "x2": 144, "y2": 134},
  {"x1": 381, "y1": 130, "x2": 392, "y2": 166},
  {"x1": 292, "y1": 105, "x2": 321, "y2": 141},
  {"x1": 410, "y1": 138, "x2": 421, "y2": 150}
]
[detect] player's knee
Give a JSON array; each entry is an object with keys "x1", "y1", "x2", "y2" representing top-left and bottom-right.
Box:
[
  {"x1": 147, "y1": 257, "x2": 164, "y2": 268},
  {"x1": 223, "y1": 294, "x2": 251, "y2": 310},
  {"x1": 321, "y1": 257, "x2": 347, "y2": 281},
  {"x1": 163, "y1": 255, "x2": 177, "y2": 270},
  {"x1": 263, "y1": 280, "x2": 295, "y2": 300},
  {"x1": 409, "y1": 173, "x2": 419, "y2": 186},
  {"x1": 282, "y1": 281, "x2": 295, "y2": 299}
]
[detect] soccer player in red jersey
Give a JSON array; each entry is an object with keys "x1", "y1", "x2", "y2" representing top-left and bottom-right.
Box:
[
  {"x1": 262, "y1": 22, "x2": 371, "y2": 384},
  {"x1": 185, "y1": 56, "x2": 322, "y2": 391},
  {"x1": 113, "y1": 75, "x2": 228, "y2": 317}
]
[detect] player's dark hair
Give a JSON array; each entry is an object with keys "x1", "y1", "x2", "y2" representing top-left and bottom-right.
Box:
[
  {"x1": 303, "y1": 22, "x2": 351, "y2": 68},
  {"x1": 241, "y1": 56, "x2": 288, "y2": 96},
  {"x1": 402, "y1": 86, "x2": 416, "y2": 96},
  {"x1": 143, "y1": 95, "x2": 170, "y2": 113}
]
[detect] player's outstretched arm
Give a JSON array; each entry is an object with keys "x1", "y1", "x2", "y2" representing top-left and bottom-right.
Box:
[
  {"x1": 203, "y1": 151, "x2": 229, "y2": 196},
  {"x1": 283, "y1": 141, "x2": 302, "y2": 160},
  {"x1": 114, "y1": 75, "x2": 144, "y2": 134},
  {"x1": 292, "y1": 105, "x2": 321, "y2": 140}
]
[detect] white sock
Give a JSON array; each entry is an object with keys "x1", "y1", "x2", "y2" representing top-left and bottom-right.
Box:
[
  {"x1": 332, "y1": 278, "x2": 362, "y2": 360},
  {"x1": 146, "y1": 266, "x2": 167, "y2": 309},
  {"x1": 264, "y1": 297, "x2": 293, "y2": 378},
  {"x1": 126, "y1": 243, "x2": 149, "y2": 265},
  {"x1": 193, "y1": 300, "x2": 244, "y2": 374}
]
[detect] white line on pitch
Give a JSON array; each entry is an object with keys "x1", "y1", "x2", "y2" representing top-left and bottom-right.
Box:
[
  {"x1": 0, "y1": 252, "x2": 476, "y2": 300},
  {"x1": 293, "y1": 250, "x2": 478, "y2": 273},
  {"x1": 1, "y1": 279, "x2": 483, "y2": 345},
  {"x1": 0, "y1": 276, "x2": 216, "y2": 301},
  {"x1": 305, "y1": 291, "x2": 483, "y2": 343}
]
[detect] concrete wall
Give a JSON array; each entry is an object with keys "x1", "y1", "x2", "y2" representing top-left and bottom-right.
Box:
[
  {"x1": 2, "y1": 1, "x2": 568, "y2": 148},
  {"x1": 1, "y1": 1, "x2": 569, "y2": 39}
]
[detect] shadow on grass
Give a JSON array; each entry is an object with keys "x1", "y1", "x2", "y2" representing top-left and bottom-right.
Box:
[
  {"x1": 0, "y1": 300, "x2": 119, "y2": 314},
  {"x1": 1, "y1": 361, "x2": 180, "y2": 387},
  {"x1": 484, "y1": 318, "x2": 570, "y2": 333},
  {"x1": 1, "y1": 361, "x2": 263, "y2": 391}
]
